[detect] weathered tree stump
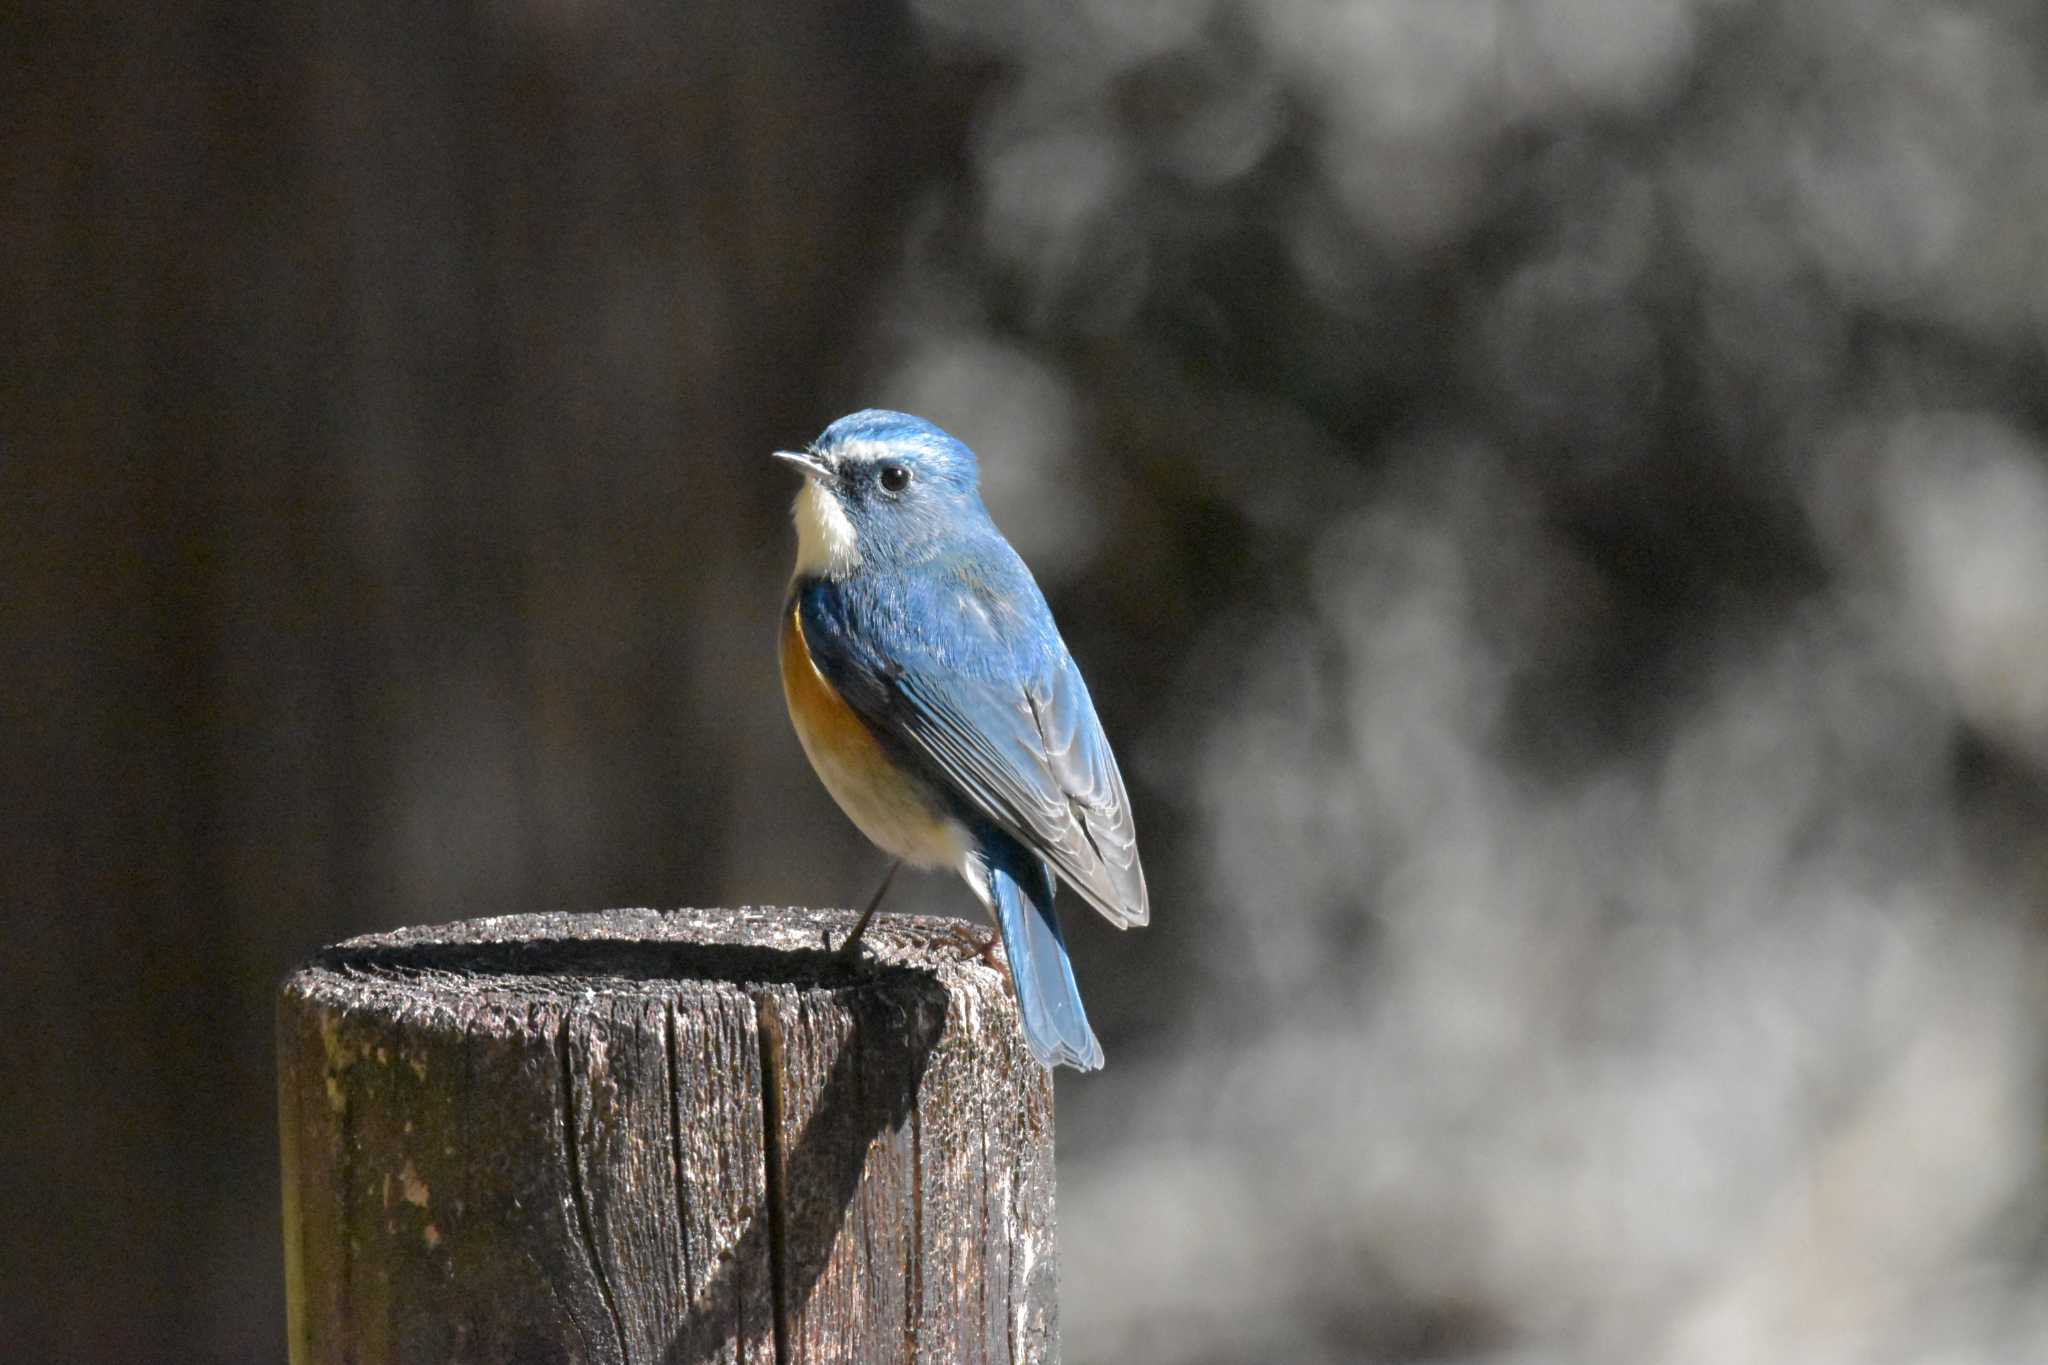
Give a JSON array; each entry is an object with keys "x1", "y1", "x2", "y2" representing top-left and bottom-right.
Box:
[{"x1": 277, "y1": 907, "x2": 1058, "y2": 1365}]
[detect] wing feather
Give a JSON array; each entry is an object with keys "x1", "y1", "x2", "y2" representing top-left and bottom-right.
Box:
[
  {"x1": 797, "y1": 572, "x2": 1149, "y2": 929},
  {"x1": 895, "y1": 662, "x2": 1148, "y2": 928}
]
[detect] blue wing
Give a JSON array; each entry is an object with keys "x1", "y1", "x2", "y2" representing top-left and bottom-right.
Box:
[{"x1": 795, "y1": 552, "x2": 1149, "y2": 930}]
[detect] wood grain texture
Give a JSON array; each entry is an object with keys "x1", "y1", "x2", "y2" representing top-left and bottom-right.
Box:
[{"x1": 277, "y1": 908, "x2": 1059, "y2": 1365}]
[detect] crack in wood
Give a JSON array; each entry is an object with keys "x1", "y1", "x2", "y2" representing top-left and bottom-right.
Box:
[
  {"x1": 664, "y1": 1001, "x2": 697, "y2": 1313},
  {"x1": 754, "y1": 993, "x2": 792, "y2": 1365},
  {"x1": 559, "y1": 1017, "x2": 632, "y2": 1363},
  {"x1": 978, "y1": 1033, "x2": 991, "y2": 1365},
  {"x1": 908, "y1": 1099, "x2": 924, "y2": 1359},
  {"x1": 1008, "y1": 1122, "x2": 1024, "y2": 1365},
  {"x1": 336, "y1": 1033, "x2": 356, "y2": 1348}
]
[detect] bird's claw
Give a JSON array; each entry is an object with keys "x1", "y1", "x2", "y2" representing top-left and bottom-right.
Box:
[
  {"x1": 830, "y1": 931, "x2": 875, "y2": 969},
  {"x1": 938, "y1": 922, "x2": 1008, "y2": 980}
]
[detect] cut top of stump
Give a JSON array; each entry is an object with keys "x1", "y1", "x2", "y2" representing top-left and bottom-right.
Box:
[
  {"x1": 297, "y1": 905, "x2": 993, "y2": 1011},
  {"x1": 278, "y1": 907, "x2": 1059, "y2": 1365}
]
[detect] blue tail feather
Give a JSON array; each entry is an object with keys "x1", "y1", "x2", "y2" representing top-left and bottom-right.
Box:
[{"x1": 976, "y1": 836, "x2": 1104, "y2": 1071}]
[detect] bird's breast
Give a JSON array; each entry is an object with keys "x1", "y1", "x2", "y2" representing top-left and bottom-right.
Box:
[{"x1": 780, "y1": 595, "x2": 968, "y2": 871}]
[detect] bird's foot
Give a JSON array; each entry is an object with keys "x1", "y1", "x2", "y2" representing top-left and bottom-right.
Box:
[
  {"x1": 830, "y1": 926, "x2": 875, "y2": 968},
  {"x1": 826, "y1": 861, "x2": 900, "y2": 968},
  {"x1": 938, "y1": 922, "x2": 1008, "y2": 980}
]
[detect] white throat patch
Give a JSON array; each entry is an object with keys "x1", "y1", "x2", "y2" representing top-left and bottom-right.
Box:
[{"x1": 792, "y1": 479, "x2": 861, "y2": 578}]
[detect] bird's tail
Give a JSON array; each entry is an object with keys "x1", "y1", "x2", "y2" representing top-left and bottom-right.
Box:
[{"x1": 976, "y1": 836, "x2": 1104, "y2": 1072}]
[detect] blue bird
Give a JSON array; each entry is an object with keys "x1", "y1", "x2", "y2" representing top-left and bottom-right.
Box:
[{"x1": 775, "y1": 410, "x2": 1148, "y2": 1071}]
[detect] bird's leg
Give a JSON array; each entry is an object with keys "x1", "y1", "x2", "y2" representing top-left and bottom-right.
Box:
[{"x1": 833, "y1": 860, "x2": 901, "y2": 962}]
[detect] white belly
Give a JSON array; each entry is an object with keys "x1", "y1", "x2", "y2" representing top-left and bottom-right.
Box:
[{"x1": 796, "y1": 717, "x2": 970, "y2": 870}]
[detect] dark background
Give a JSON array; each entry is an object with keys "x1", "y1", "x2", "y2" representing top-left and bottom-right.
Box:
[{"x1": 9, "y1": 2, "x2": 2048, "y2": 1361}]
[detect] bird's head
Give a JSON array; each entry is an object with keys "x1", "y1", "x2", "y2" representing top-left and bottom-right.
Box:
[{"x1": 775, "y1": 409, "x2": 987, "y2": 579}]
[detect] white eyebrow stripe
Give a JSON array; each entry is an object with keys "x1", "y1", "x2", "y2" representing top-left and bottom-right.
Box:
[{"x1": 830, "y1": 439, "x2": 889, "y2": 465}]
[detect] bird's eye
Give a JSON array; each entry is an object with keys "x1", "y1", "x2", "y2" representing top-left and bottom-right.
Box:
[{"x1": 878, "y1": 463, "x2": 912, "y2": 493}]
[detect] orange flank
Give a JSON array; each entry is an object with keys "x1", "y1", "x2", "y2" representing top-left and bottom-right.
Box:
[
  {"x1": 779, "y1": 597, "x2": 966, "y2": 869},
  {"x1": 779, "y1": 600, "x2": 886, "y2": 766}
]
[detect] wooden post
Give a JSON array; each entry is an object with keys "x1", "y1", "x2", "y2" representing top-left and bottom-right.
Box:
[{"x1": 277, "y1": 907, "x2": 1059, "y2": 1365}]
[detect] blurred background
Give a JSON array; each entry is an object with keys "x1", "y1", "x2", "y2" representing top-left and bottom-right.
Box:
[{"x1": 8, "y1": 0, "x2": 2048, "y2": 1360}]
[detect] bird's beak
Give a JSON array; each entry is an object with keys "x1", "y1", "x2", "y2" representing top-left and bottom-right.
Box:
[{"x1": 772, "y1": 448, "x2": 835, "y2": 482}]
